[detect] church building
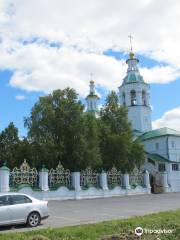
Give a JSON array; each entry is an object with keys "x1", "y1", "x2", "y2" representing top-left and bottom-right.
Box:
[{"x1": 86, "y1": 50, "x2": 180, "y2": 192}]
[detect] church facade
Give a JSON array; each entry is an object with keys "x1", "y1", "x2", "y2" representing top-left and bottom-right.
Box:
[{"x1": 86, "y1": 51, "x2": 180, "y2": 192}]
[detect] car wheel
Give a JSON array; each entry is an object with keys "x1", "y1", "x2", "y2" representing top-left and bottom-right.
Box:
[{"x1": 27, "y1": 212, "x2": 41, "y2": 227}]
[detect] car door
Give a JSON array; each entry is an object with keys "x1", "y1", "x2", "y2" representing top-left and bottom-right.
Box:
[
  {"x1": 10, "y1": 195, "x2": 33, "y2": 224},
  {"x1": 0, "y1": 195, "x2": 13, "y2": 226}
]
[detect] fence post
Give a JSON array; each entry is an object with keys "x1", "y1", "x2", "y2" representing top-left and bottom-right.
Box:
[
  {"x1": 161, "y1": 172, "x2": 170, "y2": 193},
  {"x1": 0, "y1": 163, "x2": 10, "y2": 192},
  {"x1": 123, "y1": 173, "x2": 130, "y2": 190},
  {"x1": 143, "y1": 170, "x2": 151, "y2": 194},
  {"x1": 72, "y1": 172, "x2": 81, "y2": 191},
  {"x1": 39, "y1": 165, "x2": 49, "y2": 191},
  {"x1": 100, "y1": 171, "x2": 108, "y2": 190}
]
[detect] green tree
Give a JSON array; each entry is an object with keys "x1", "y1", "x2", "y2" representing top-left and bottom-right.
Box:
[
  {"x1": 0, "y1": 122, "x2": 20, "y2": 168},
  {"x1": 25, "y1": 88, "x2": 89, "y2": 171},
  {"x1": 14, "y1": 138, "x2": 43, "y2": 169},
  {"x1": 128, "y1": 139, "x2": 145, "y2": 171},
  {"x1": 100, "y1": 91, "x2": 144, "y2": 172},
  {"x1": 82, "y1": 113, "x2": 102, "y2": 170}
]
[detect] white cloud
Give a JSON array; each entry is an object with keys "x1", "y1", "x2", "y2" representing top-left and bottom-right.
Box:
[
  {"x1": 140, "y1": 66, "x2": 180, "y2": 84},
  {"x1": 0, "y1": 0, "x2": 180, "y2": 95},
  {"x1": 0, "y1": 44, "x2": 123, "y2": 96},
  {"x1": 152, "y1": 107, "x2": 180, "y2": 131},
  {"x1": 1, "y1": 0, "x2": 179, "y2": 59},
  {"x1": 15, "y1": 95, "x2": 26, "y2": 100}
]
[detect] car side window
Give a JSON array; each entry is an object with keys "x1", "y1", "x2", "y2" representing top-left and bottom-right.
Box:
[
  {"x1": 12, "y1": 195, "x2": 32, "y2": 205},
  {"x1": 0, "y1": 195, "x2": 12, "y2": 206}
]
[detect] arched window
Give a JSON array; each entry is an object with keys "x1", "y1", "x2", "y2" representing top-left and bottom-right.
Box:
[
  {"x1": 142, "y1": 90, "x2": 147, "y2": 106},
  {"x1": 122, "y1": 92, "x2": 126, "y2": 106},
  {"x1": 130, "y1": 90, "x2": 136, "y2": 106}
]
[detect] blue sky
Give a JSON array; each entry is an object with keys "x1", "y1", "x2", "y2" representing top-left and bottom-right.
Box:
[
  {"x1": 0, "y1": 70, "x2": 45, "y2": 136},
  {"x1": 0, "y1": 0, "x2": 180, "y2": 135}
]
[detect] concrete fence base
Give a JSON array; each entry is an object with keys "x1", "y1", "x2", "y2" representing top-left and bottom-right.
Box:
[{"x1": 18, "y1": 185, "x2": 150, "y2": 201}]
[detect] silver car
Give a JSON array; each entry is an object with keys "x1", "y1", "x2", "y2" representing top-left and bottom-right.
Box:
[{"x1": 0, "y1": 193, "x2": 49, "y2": 227}]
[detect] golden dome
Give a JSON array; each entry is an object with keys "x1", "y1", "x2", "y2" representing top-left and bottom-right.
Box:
[
  {"x1": 90, "y1": 80, "x2": 94, "y2": 84},
  {"x1": 129, "y1": 51, "x2": 135, "y2": 59}
]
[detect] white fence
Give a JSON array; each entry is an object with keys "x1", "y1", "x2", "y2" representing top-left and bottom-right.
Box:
[{"x1": 0, "y1": 160, "x2": 152, "y2": 200}]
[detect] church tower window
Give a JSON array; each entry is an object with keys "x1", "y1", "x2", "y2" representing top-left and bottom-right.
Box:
[
  {"x1": 142, "y1": 90, "x2": 147, "y2": 106},
  {"x1": 130, "y1": 90, "x2": 136, "y2": 106}
]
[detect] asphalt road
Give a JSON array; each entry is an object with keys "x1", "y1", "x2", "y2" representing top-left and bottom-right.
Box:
[{"x1": 1, "y1": 193, "x2": 180, "y2": 232}]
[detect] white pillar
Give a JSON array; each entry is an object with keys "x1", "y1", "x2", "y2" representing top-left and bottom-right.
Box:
[
  {"x1": 161, "y1": 172, "x2": 169, "y2": 193},
  {"x1": 100, "y1": 171, "x2": 108, "y2": 190},
  {"x1": 123, "y1": 173, "x2": 130, "y2": 190},
  {"x1": 72, "y1": 172, "x2": 81, "y2": 191},
  {"x1": 143, "y1": 170, "x2": 151, "y2": 194},
  {"x1": 0, "y1": 164, "x2": 10, "y2": 192},
  {"x1": 39, "y1": 166, "x2": 49, "y2": 191}
]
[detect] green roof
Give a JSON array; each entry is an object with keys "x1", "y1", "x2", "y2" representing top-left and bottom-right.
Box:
[
  {"x1": 133, "y1": 129, "x2": 143, "y2": 135},
  {"x1": 85, "y1": 94, "x2": 99, "y2": 100},
  {"x1": 146, "y1": 152, "x2": 180, "y2": 163},
  {"x1": 138, "y1": 127, "x2": 180, "y2": 141},
  {"x1": 123, "y1": 72, "x2": 144, "y2": 84},
  {"x1": 147, "y1": 152, "x2": 171, "y2": 163}
]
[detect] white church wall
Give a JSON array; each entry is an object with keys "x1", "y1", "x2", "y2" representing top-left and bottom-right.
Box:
[
  {"x1": 128, "y1": 106, "x2": 151, "y2": 133},
  {"x1": 143, "y1": 136, "x2": 180, "y2": 163},
  {"x1": 168, "y1": 171, "x2": 180, "y2": 192},
  {"x1": 168, "y1": 136, "x2": 180, "y2": 162},
  {"x1": 143, "y1": 137, "x2": 169, "y2": 159}
]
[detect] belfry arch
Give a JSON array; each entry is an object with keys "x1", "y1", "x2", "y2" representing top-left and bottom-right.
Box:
[{"x1": 130, "y1": 90, "x2": 136, "y2": 106}]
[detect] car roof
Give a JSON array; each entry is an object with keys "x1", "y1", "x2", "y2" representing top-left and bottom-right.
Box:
[
  {"x1": 0, "y1": 192, "x2": 44, "y2": 202},
  {"x1": 0, "y1": 192, "x2": 30, "y2": 197}
]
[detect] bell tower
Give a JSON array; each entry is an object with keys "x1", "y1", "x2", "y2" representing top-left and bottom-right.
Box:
[
  {"x1": 86, "y1": 77, "x2": 100, "y2": 117},
  {"x1": 118, "y1": 51, "x2": 152, "y2": 132}
]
